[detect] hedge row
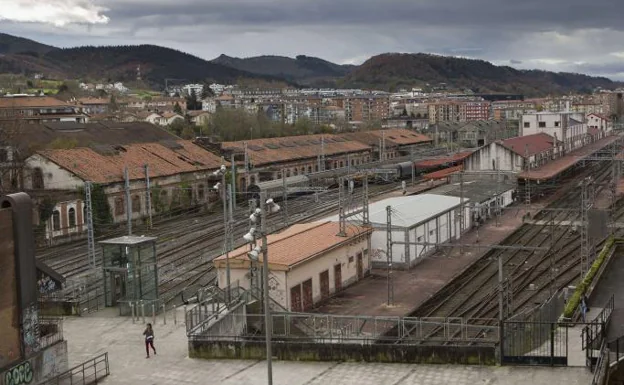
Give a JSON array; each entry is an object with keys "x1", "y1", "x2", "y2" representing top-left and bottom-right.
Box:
[{"x1": 562, "y1": 237, "x2": 617, "y2": 319}]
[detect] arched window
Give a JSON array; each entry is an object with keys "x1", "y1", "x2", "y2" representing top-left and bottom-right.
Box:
[
  {"x1": 52, "y1": 210, "x2": 60, "y2": 231},
  {"x1": 114, "y1": 197, "x2": 125, "y2": 215},
  {"x1": 197, "y1": 184, "x2": 205, "y2": 201},
  {"x1": 68, "y1": 208, "x2": 76, "y2": 227},
  {"x1": 32, "y1": 167, "x2": 44, "y2": 189},
  {"x1": 132, "y1": 195, "x2": 141, "y2": 213}
]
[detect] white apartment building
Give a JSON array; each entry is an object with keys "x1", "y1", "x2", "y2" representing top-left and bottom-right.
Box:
[{"x1": 520, "y1": 112, "x2": 588, "y2": 151}]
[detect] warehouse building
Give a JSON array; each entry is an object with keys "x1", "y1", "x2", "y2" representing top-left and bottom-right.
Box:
[{"x1": 321, "y1": 194, "x2": 471, "y2": 269}]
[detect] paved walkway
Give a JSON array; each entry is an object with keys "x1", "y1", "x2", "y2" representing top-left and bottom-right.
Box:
[
  {"x1": 588, "y1": 243, "x2": 624, "y2": 340},
  {"x1": 63, "y1": 311, "x2": 593, "y2": 385}
]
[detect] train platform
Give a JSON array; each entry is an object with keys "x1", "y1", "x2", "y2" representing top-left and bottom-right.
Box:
[
  {"x1": 314, "y1": 202, "x2": 540, "y2": 317},
  {"x1": 383, "y1": 178, "x2": 447, "y2": 198},
  {"x1": 518, "y1": 135, "x2": 621, "y2": 181},
  {"x1": 62, "y1": 308, "x2": 593, "y2": 385}
]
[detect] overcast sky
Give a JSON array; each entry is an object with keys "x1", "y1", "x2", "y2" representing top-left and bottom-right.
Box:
[{"x1": 1, "y1": 0, "x2": 624, "y2": 80}]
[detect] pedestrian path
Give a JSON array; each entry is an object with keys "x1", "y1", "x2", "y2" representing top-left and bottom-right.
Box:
[{"x1": 62, "y1": 310, "x2": 593, "y2": 385}]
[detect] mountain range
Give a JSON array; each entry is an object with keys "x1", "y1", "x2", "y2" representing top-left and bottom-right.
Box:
[{"x1": 0, "y1": 33, "x2": 621, "y2": 96}]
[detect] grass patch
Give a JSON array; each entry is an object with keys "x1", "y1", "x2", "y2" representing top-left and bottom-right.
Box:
[{"x1": 562, "y1": 237, "x2": 617, "y2": 318}]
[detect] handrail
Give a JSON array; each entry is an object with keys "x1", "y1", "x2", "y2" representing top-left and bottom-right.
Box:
[{"x1": 39, "y1": 352, "x2": 109, "y2": 385}]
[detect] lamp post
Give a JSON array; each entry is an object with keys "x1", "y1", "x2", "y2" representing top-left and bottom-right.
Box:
[
  {"x1": 244, "y1": 193, "x2": 280, "y2": 385},
  {"x1": 213, "y1": 164, "x2": 230, "y2": 303}
]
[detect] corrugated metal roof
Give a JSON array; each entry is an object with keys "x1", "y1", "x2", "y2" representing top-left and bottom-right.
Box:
[{"x1": 321, "y1": 194, "x2": 467, "y2": 228}]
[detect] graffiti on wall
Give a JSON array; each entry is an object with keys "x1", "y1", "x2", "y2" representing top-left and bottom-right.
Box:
[
  {"x1": 21, "y1": 304, "x2": 40, "y2": 356},
  {"x1": 267, "y1": 274, "x2": 285, "y2": 306},
  {"x1": 3, "y1": 361, "x2": 33, "y2": 385},
  {"x1": 37, "y1": 275, "x2": 57, "y2": 295}
]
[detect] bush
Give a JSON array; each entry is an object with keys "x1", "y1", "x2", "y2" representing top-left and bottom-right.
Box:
[{"x1": 562, "y1": 237, "x2": 617, "y2": 318}]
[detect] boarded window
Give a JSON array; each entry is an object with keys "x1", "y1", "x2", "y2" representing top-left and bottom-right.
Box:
[
  {"x1": 132, "y1": 195, "x2": 141, "y2": 213},
  {"x1": 32, "y1": 167, "x2": 44, "y2": 189},
  {"x1": 52, "y1": 210, "x2": 60, "y2": 231},
  {"x1": 114, "y1": 197, "x2": 125, "y2": 216},
  {"x1": 68, "y1": 208, "x2": 76, "y2": 227}
]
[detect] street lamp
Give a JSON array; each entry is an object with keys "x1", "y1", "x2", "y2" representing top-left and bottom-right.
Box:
[
  {"x1": 243, "y1": 194, "x2": 280, "y2": 385},
  {"x1": 213, "y1": 164, "x2": 230, "y2": 303}
]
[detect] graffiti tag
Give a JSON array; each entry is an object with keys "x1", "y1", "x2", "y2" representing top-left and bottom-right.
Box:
[
  {"x1": 4, "y1": 361, "x2": 33, "y2": 385},
  {"x1": 37, "y1": 276, "x2": 57, "y2": 294},
  {"x1": 22, "y1": 304, "x2": 40, "y2": 355}
]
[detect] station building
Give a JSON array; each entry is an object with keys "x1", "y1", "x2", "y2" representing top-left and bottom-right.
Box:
[
  {"x1": 321, "y1": 194, "x2": 472, "y2": 269},
  {"x1": 213, "y1": 221, "x2": 372, "y2": 312}
]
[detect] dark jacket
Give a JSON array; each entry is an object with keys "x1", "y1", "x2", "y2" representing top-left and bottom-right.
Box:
[{"x1": 143, "y1": 328, "x2": 154, "y2": 341}]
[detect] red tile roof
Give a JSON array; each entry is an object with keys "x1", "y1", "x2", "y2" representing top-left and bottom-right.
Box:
[
  {"x1": 0, "y1": 96, "x2": 70, "y2": 109},
  {"x1": 518, "y1": 135, "x2": 621, "y2": 180},
  {"x1": 222, "y1": 134, "x2": 371, "y2": 166},
  {"x1": 213, "y1": 221, "x2": 372, "y2": 270},
  {"x1": 37, "y1": 140, "x2": 225, "y2": 184},
  {"x1": 415, "y1": 151, "x2": 473, "y2": 168},
  {"x1": 499, "y1": 133, "x2": 557, "y2": 157},
  {"x1": 423, "y1": 165, "x2": 463, "y2": 180}
]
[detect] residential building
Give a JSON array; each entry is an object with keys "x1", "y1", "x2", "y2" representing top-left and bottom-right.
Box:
[
  {"x1": 202, "y1": 98, "x2": 218, "y2": 113},
  {"x1": 587, "y1": 113, "x2": 612, "y2": 132},
  {"x1": 0, "y1": 95, "x2": 87, "y2": 124},
  {"x1": 463, "y1": 133, "x2": 562, "y2": 172},
  {"x1": 74, "y1": 97, "x2": 110, "y2": 115},
  {"x1": 428, "y1": 102, "x2": 464, "y2": 123},
  {"x1": 339, "y1": 95, "x2": 391, "y2": 122},
  {"x1": 320, "y1": 194, "x2": 472, "y2": 269},
  {"x1": 187, "y1": 110, "x2": 211, "y2": 126},
  {"x1": 213, "y1": 221, "x2": 373, "y2": 311},
  {"x1": 182, "y1": 84, "x2": 204, "y2": 96},
  {"x1": 464, "y1": 101, "x2": 491, "y2": 121}
]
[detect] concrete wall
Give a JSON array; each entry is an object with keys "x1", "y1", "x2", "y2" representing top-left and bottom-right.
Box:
[
  {"x1": 0, "y1": 208, "x2": 21, "y2": 370},
  {"x1": 464, "y1": 142, "x2": 525, "y2": 172},
  {"x1": 24, "y1": 155, "x2": 83, "y2": 191},
  {"x1": 0, "y1": 341, "x2": 68, "y2": 385},
  {"x1": 188, "y1": 340, "x2": 497, "y2": 365}
]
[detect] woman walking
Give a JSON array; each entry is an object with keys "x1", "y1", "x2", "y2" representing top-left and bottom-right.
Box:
[{"x1": 143, "y1": 323, "x2": 157, "y2": 358}]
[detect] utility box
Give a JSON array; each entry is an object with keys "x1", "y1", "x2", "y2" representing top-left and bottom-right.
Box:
[{"x1": 99, "y1": 236, "x2": 158, "y2": 307}]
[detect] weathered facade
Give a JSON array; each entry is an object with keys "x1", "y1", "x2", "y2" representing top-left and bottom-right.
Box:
[{"x1": 214, "y1": 222, "x2": 373, "y2": 311}]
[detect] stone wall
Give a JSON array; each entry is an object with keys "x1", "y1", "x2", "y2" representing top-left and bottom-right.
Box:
[
  {"x1": 0, "y1": 341, "x2": 68, "y2": 385},
  {"x1": 188, "y1": 340, "x2": 496, "y2": 365}
]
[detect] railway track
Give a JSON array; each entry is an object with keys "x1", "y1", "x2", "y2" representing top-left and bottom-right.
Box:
[
  {"x1": 395, "y1": 160, "x2": 618, "y2": 343},
  {"x1": 40, "y1": 180, "x2": 404, "y2": 309}
]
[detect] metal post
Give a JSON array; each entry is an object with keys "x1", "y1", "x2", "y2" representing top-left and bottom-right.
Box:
[
  {"x1": 131, "y1": 302, "x2": 135, "y2": 324},
  {"x1": 221, "y1": 172, "x2": 231, "y2": 304},
  {"x1": 174, "y1": 305, "x2": 177, "y2": 325},
  {"x1": 459, "y1": 171, "x2": 465, "y2": 253},
  {"x1": 231, "y1": 153, "x2": 237, "y2": 210},
  {"x1": 260, "y1": 193, "x2": 273, "y2": 385},
  {"x1": 141, "y1": 302, "x2": 145, "y2": 324},
  {"x1": 85, "y1": 181, "x2": 96, "y2": 268},
  {"x1": 144, "y1": 164, "x2": 152, "y2": 229},
  {"x1": 495, "y1": 157, "x2": 500, "y2": 227},
  {"x1": 282, "y1": 169, "x2": 288, "y2": 225},
  {"x1": 386, "y1": 206, "x2": 393, "y2": 306},
  {"x1": 498, "y1": 255, "x2": 504, "y2": 322},
  {"x1": 410, "y1": 146, "x2": 415, "y2": 186},
  {"x1": 152, "y1": 304, "x2": 156, "y2": 325},
  {"x1": 162, "y1": 304, "x2": 166, "y2": 325},
  {"x1": 124, "y1": 167, "x2": 132, "y2": 235}
]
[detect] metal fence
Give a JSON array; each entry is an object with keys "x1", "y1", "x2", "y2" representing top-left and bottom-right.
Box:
[
  {"x1": 40, "y1": 352, "x2": 109, "y2": 385},
  {"x1": 39, "y1": 317, "x2": 64, "y2": 350},
  {"x1": 502, "y1": 321, "x2": 569, "y2": 366},
  {"x1": 591, "y1": 341, "x2": 610, "y2": 385},
  {"x1": 189, "y1": 311, "x2": 500, "y2": 344}
]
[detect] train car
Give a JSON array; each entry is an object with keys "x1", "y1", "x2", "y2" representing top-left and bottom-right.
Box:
[{"x1": 247, "y1": 175, "x2": 311, "y2": 201}]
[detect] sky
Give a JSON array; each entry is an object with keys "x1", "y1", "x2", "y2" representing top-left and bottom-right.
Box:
[{"x1": 1, "y1": 0, "x2": 624, "y2": 81}]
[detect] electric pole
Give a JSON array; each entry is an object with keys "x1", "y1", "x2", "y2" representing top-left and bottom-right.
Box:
[
  {"x1": 144, "y1": 164, "x2": 152, "y2": 229},
  {"x1": 124, "y1": 167, "x2": 132, "y2": 235}
]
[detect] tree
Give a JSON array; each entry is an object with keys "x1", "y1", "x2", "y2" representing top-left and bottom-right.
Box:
[
  {"x1": 181, "y1": 125, "x2": 196, "y2": 139},
  {"x1": 109, "y1": 93, "x2": 119, "y2": 112},
  {"x1": 186, "y1": 89, "x2": 200, "y2": 111},
  {"x1": 201, "y1": 85, "x2": 214, "y2": 100},
  {"x1": 173, "y1": 102, "x2": 183, "y2": 115}
]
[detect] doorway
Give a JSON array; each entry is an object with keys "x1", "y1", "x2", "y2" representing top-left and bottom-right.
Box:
[
  {"x1": 104, "y1": 268, "x2": 128, "y2": 307},
  {"x1": 334, "y1": 264, "x2": 342, "y2": 293},
  {"x1": 356, "y1": 253, "x2": 363, "y2": 280}
]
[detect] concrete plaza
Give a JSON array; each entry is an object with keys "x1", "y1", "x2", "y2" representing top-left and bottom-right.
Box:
[{"x1": 62, "y1": 308, "x2": 593, "y2": 385}]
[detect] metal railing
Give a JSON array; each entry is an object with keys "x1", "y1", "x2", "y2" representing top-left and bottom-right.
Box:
[
  {"x1": 39, "y1": 317, "x2": 64, "y2": 349},
  {"x1": 591, "y1": 341, "x2": 610, "y2": 385},
  {"x1": 40, "y1": 352, "x2": 109, "y2": 385},
  {"x1": 189, "y1": 311, "x2": 499, "y2": 344},
  {"x1": 502, "y1": 321, "x2": 569, "y2": 366},
  {"x1": 608, "y1": 335, "x2": 624, "y2": 366}
]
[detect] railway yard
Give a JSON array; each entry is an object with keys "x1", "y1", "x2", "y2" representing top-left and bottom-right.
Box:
[
  {"x1": 36, "y1": 134, "x2": 624, "y2": 349},
  {"x1": 36, "y1": 178, "x2": 413, "y2": 310}
]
